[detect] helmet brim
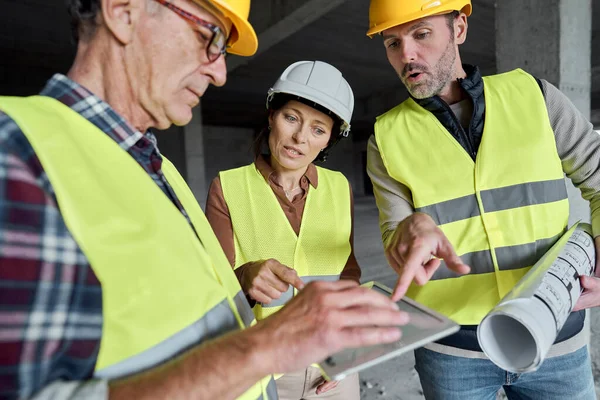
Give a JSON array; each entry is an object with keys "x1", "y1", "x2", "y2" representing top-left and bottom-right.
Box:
[
  {"x1": 367, "y1": 3, "x2": 472, "y2": 37},
  {"x1": 267, "y1": 89, "x2": 351, "y2": 136},
  {"x1": 209, "y1": 0, "x2": 258, "y2": 56}
]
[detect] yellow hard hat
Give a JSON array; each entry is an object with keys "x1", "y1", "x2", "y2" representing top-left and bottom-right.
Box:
[
  {"x1": 367, "y1": 0, "x2": 472, "y2": 37},
  {"x1": 208, "y1": 0, "x2": 258, "y2": 56}
]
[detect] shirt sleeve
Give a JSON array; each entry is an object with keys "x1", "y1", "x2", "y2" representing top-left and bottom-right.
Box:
[
  {"x1": 366, "y1": 134, "x2": 415, "y2": 248},
  {"x1": 339, "y1": 184, "x2": 361, "y2": 284},
  {"x1": 0, "y1": 113, "x2": 104, "y2": 399},
  {"x1": 205, "y1": 176, "x2": 236, "y2": 267},
  {"x1": 543, "y1": 80, "x2": 600, "y2": 237}
]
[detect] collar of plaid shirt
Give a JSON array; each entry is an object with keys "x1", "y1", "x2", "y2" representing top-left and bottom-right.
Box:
[
  {"x1": 40, "y1": 73, "x2": 154, "y2": 150},
  {"x1": 0, "y1": 73, "x2": 195, "y2": 399},
  {"x1": 40, "y1": 73, "x2": 191, "y2": 221}
]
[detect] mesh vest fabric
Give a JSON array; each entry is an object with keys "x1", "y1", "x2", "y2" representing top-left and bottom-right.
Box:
[
  {"x1": 374, "y1": 69, "x2": 569, "y2": 324},
  {"x1": 220, "y1": 164, "x2": 351, "y2": 319}
]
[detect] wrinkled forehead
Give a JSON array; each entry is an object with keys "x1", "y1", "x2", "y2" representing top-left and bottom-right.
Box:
[{"x1": 381, "y1": 13, "x2": 447, "y2": 38}]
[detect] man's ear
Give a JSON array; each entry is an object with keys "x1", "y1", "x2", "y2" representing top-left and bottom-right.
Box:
[
  {"x1": 455, "y1": 12, "x2": 468, "y2": 45},
  {"x1": 101, "y1": 0, "x2": 144, "y2": 44}
]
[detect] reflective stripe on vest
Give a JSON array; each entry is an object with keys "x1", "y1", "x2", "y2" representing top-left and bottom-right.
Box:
[
  {"x1": 416, "y1": 179, "x2": 567, "y2": 278},
  {"x1": 94, "y1": 290, "x2": 256, "y2": 379},
  {"x1": 264, "y1": 377, "x2": 279, "y2": 400},
  {"x1": 0, "y1": 96, "x2": 275, "y2": 399},
  {"x1": 416, "y1": 179, "x2": 568, "y2": 226},
  {"x1": 220, "y1": 164, "x2": 351, "y2": 320},
  {"x1": 373, "y1": 69, "x2": 569, "y2": 324},
  {"x1": 95, "y1": 297, "x2": 238, "y2": 379}
]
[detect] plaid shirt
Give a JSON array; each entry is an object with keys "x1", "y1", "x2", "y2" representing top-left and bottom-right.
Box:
[{"x1": 0, "y1": 74, "x2": 190, "y2": 399}]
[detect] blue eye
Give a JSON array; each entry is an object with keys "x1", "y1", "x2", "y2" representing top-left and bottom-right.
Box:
[{"x1": 285, "y1": 115, "x2": 297, "y2": 122}]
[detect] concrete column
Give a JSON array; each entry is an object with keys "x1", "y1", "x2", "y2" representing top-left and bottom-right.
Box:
[
  {"x1": 496, "y1": 0, "x2": 592, "y2": 226},
  {"x1": 184, "y1": 102, "x2": 208, "y2": 208},
  {"x1": 497, "y1": 3, "x2": 598, "y2": 391},
  {"x1": 324, "y1": 137, "x2": 357, "y2": 192},
  {"x1": 202, "y1": 125, "x2": 255, "y2": 190},
  {"x1": 353, "y1": 140, "x2": 368, "y2": 197},
  {"x1": 154, "y1": 125, "x2": 187, "y2": 178}
]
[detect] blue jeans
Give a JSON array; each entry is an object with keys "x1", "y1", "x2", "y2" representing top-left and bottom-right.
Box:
[{"x1": 414, "y1": 346, "x2": 595, "y2": 400}]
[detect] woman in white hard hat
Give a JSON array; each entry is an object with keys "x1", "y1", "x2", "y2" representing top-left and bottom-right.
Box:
[{"x1": 206, "y1": 60, "x2": 360, "y2": 400}]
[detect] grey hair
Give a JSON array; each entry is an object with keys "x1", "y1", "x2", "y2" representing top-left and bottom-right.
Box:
[
  {"x1": 67, "y1": 0, "x2": 101, "y2": 42},
  {"x1": 67, "y1": 0, "x2": 161, "y2": 43}
]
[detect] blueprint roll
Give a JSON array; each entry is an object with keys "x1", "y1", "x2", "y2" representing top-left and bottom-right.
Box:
[{"x1": 477, "y1": 222, "x2": 595, "y2": 373}]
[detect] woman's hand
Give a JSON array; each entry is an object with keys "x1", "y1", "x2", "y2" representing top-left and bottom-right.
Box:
[{"x1": 240, "y1": 259, "x2": 305, "y2": 303}]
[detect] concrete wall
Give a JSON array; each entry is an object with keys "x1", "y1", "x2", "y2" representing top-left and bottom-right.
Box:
[
  {"x1": 154, "y1": 125, "x2": 187, "y2": 179},
  {"x1": 202, "y1": 125, "x2": 256, "y2": 205},
  {"x1": 319, "y1": 137, "x2": 361, "y2": 195},
  {"x1": 183, "y1": 107, "x2": 207, "y2": 205},
  {"x1": 496, "y1": 0, "x2": 593, "y2": 228},
  {"x1": 352, "y1": 140, "x2": 371, "y2": 197}
]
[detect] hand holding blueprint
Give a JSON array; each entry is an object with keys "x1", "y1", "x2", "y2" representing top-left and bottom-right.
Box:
[{"x1": 477, "y1": 222, "x2": 595, "y2": 373}]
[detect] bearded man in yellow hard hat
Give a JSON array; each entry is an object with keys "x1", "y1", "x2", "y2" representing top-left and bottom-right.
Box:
[
  {"x1": 366, "y1": 0, "x2": 599, "y2": 398},
  {"x1": 0, "y1": 1, "x2": 410, "y2": 398}
]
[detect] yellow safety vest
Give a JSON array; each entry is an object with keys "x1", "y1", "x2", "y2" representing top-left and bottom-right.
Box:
[
  {"x1": 220, "y1": 164, "x2": 351, "y2": 320},
  {"x1": 374, "y1": 69, "x2": 569, "y2": 325},
  {"x1": 0, "y1": 96, "x2": 277, "y2": 400}
]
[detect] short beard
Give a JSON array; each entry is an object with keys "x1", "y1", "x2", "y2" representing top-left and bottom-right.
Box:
[{"x1": 401, "y1": 38, "x2": 457, "y2": 99}]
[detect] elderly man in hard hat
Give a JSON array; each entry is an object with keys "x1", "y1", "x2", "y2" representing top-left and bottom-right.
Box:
[
  {"x1": 366, "y1": 0, "x2": 600, "y2": 398},
  {"x1": 0, "y1": 0, "x2": 409, "y2": 398}
]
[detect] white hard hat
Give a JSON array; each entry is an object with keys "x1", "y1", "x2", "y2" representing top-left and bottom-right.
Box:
[{"x1": 266, "y1": 61, "x2": 354, "y2": 137}]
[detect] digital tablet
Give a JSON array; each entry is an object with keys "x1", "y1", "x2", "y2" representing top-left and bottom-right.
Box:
[{"x1": 317, "y1": 281, "x2": 460, "y2": 381}]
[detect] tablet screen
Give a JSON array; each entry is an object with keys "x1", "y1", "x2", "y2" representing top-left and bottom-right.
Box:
[
  {"x1": 318, "y1": 282, "x2": 459, "y2": 381},
  {"x1": 371, "y1": 284, "x2": 446, "y2": 329}
]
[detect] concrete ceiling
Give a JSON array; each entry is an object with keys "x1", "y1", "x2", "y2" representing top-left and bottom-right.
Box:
[
  {"x1": 1, "y1": 0, "x2": 598, "y2": 134},
  {"x1": 201, "y1": 0, "x2": 498, "y2": 134}
]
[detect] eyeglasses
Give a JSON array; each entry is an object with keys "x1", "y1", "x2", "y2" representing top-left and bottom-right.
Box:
[{"x1": 154, "y1": 0, "x2": 227, "y2": 62}]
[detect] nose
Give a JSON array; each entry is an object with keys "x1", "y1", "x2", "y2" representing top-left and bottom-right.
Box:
[
  {"x1": 206, "y1": 54, "x2": 228, "y2": 87},
  {"x1": 292, "y1": 124, "x2": 308, "y2": 143},
  {"x1": 399, "y1": 39, "x2": 417, "y2": 65}
]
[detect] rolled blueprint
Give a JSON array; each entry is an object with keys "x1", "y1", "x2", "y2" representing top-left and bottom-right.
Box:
[{"x1": 477, "y1": 222, "x2": 595, "y2": 373}]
